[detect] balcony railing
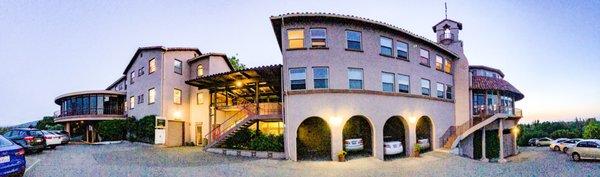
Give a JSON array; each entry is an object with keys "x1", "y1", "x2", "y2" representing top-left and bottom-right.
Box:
[
  {"x1": 58, "y1": 107, "x2": 125, "y2": 117},
  {"x1": 439, "y1": 33, "x2": 454, "y2": 41},
  {"x1": 473, "y1": 104, "x2": 522, "y2": 118}
]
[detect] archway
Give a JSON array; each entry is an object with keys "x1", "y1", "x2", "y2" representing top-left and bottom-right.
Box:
[
  {"x1": 297, "y1": 117, "x2": 331, "y2": 160},
  {"x1": 342, "y1": 115, "x2": 373, "y2": 159},
  {"x1": 383, "y1": 116, "x2": 409, "y2": 160},
  {"x1": 416, "y1": 116, "x2": 434, "y2": 152}
]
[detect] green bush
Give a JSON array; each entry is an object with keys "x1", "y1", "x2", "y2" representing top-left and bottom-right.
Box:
[
  {"x1": 249, "y1": 133, "x2": 284, "y2": 152},
  {"x1": 550, "y1": 129, "x2": 578, "y2": 139},
  {"x1": 134, "y1": 116, "x2": 156, "y2": 143},
  {"x1": 224, "y1": 127, "x2": 255, "y2": 149},
  {"x1": 97, "y1": 120, "x2": 128, "y2": 141},
  {"x1": 583, "y1": 122, "x2": 600, "y2": 139}
]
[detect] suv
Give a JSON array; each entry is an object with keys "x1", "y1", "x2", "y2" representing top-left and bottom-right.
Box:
[
  {"x1": 568, "y1": 140, "x2": 600, "y2": 161},
  {"x1": 3, "y1": 128, "x2": 46, "y2": 153}
]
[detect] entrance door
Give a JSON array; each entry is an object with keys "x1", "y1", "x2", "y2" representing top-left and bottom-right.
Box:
[
  {"x1": 195, "y1": 123, "x2": 202, "y2": 146},
  {"x1": 166, "y1": 121, "x2": 184, "y2": 147}
]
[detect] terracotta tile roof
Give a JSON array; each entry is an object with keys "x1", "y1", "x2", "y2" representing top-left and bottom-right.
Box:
[
  {"x1": 471, "y1": 76, "x2": 524, "y2": 101},
  {"x1": 270, "y1": 12, "x2": 460, "y2": 59}
]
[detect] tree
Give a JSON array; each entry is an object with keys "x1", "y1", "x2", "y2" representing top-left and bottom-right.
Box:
[
  {"x1": 228, "y1": 55, "x2": 246, "y2": 70},
  {"x1": 583, "y1": 121, "x2": 600, "y2": 139},
  {"x1": 36, "y1": 116, "x2": 57, "y2": 130},
  {"x1": 550, "y1": 129, "x2": 578, "y2": 139}
]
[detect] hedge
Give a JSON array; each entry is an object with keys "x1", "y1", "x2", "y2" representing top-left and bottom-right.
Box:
[{"x1": 97, "y1": 120, "x2": 128, "y2": 141}]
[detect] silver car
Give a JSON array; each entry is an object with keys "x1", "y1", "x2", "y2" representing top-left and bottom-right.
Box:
[
  {"x1": 568, "y1": 139, "x2": 600, "y2": 161},
  {"x1": 535, "y1": 137, "x2": 553, "y2": 146}
]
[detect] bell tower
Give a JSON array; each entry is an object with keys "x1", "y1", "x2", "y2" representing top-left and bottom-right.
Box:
[{"x1": 432, "y1": 3, "x2": 463, "y2": 53}]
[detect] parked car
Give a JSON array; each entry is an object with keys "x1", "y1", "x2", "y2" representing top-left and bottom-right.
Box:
[
  {"x1": 417, "y1": 139, "x2": 430, "y2": 150},
  {"x1": 0, "y1": 135, "x2": 26, "y2": 177},
  {"x1": 50, "y1": 130, "x2": 70, "y2": 145},
  {"x1": 535, "y1": 137, "x2": 553, "y2": 146},
  {"x1": 384, "y1": 140, "x2": 403, "y2": 155},
  {"x1": 568, "y1": 139, "x2": 600, "y2": 161},
  {"x1": 549, "y1": 138, "x2": 569, "y2": 151},
  {"x1": 528, "y1": 138, "x2": 539, "y2": 146},
  {"x1": 2, "y1": 128, "x2": 45, "y2": 153},
  {"x1": 41, "y1": 130, "x2": 62, "y2": 149},
  {"x1": 344, "y1": 138, "x2": 364, "y2": 151},
  {"x1": 558, "y1": 139, "x2": 583, "y2": 153}
]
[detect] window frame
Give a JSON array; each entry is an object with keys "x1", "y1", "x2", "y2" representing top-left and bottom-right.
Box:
[
  {"x1": 421, "y1": 78, "x2": 431, "y2": 96},
  {"x1": 381, "y1": 72, "x2": 395, "y2": 92},
  {"x1": 444, "y1": 58, "x2": 453, "y2": 74},
  {"x1": 148, "y1": 88, "x2": 156, "y2": 104},
  {"x1": 396, "y1": 41, "x2": 409, "y2": 60},
  {"x1": 197, "y1": 64, "x2": 204, "y2": 77},
  {"x1": 149, "y1": 58, "x2": 156, "y2": 74},
  {"x1": 345, "y1": 30, "x2": 362, "y2": 51},
  {"x1": 173, "y1": 88, "x2": 182, "y2": 105},
  {"x1": 397, "y1": 74, "x2": 410, "y2": 93},
  {"x1": 289, "y1": 67, "x2": 307, "y2": 90},
  {"x1": 436, "y1": 83, "x2": 445, "y2": 99},
  {"x1": 348, "y1": 68, "x2": 364, "y2": 90},
  {"x1": 174, "y1": 59, "x2": 182, "y2": 75},
  {"x1": 309, "y1": 28, "x2": 327, "y2": 48},
  {"x1": 446, "y1": 85, "x2": 453, "y2": 99},
  {"x1": 312, "y1": 67, "x2": 329, "y2": 89},
  {"x1": 129, "y1": 96, "x2": 135, "y2": 110},
  {"x1": 419, "y1": 48, "x2": 431, "y2": 67},
  {"x1": 379, "y1": 36, "x2": 393, "y2": 56},
  {"x1": 129, "y1": 71, "x2": 135, "y2": 84},
  {"x1": 435, "y1": 55, "x2": 444, "y2": 71},
  {"x1": 287, "y1": 28, "x2": 305, "y2": 49}
]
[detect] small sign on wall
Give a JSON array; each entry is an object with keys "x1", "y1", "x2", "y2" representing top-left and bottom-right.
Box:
[{"x1": 156, "y1": 117, "x2": 166, "y2": 128}]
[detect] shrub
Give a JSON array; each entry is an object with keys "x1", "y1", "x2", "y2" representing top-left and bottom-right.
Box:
[
  {"x1": 97, "y1": 120, "x2": 128, "y2": 141},
  {"x1": 550, "y1": 129, "x2": 578, "y2": 139},
  {"x1": 583, "y1": 122, "x2": 600, "y2": 139},
  {"x1": 223, "y1": 127, "x2": 254, "y2": 149},
  {"x1": 249, "y1": 133, "x2": 284, "y2": 152},
  {"x1": 134, "y1": 116, "x2": 156, "y2": 143}
]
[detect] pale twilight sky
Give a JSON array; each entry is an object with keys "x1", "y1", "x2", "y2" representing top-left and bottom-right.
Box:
[{"x1": 0, "y1": 1, "x2": 598, "y2": 126}]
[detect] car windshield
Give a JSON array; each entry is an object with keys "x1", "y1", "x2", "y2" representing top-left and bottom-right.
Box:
[
  {"x1": 29, "y1": 130, "x2": 43, "y2": 136},
  {"x1": 0, "y1": 136, "x2": 14, "y2": 147}
]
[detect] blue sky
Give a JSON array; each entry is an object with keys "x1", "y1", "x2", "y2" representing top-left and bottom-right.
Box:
[{"x1": 0, "y1": 1, "x2": 598, "y2": 126}]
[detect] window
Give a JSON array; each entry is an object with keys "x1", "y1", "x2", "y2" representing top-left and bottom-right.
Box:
[
  {"x1": 420, "y1": 48, "x2": 430, "y2": 66},
  {"x1": 444, "y1": 28, "x2": 451, "y2": 39},
  {"x1": 197, "y1": 65, "x2": 204, "y2": 77},
  {"x1": 397, "y1": 41, "x2": 408, "y2": 59},
  {"x1": 138, "y1": 67, "x2": 145, "y2": 76},
  {"x1": 444, "y1": 59, "x2": 452, "y2": 74},
  {"x1": 287, "y1": 29, "x2": 304, "y2": 49},
  {"x1": 382, "y1": 72, "x2": 394, "y2": 92},
  {"x1": 130, "y1": 71, "x2": 135, "y2": 84},
  {"x1": 289, "y1": 68, "x2": 306, "y2": 90},
  {"x1": 197, "y1": 93, "x2": 203, "y2": 105},
  {"x1": 446, "y1": 85, "x2": 453, "y2": 99},
  {"x1": 380, "y1": 37, "x2": 393, "y2": 56},
  {"x1": 173, "y1": 89, "x2": 182, "y2": 104},
  {"x1": 174, "y1": 59, "x2": 182, "y2": 74},
  {"x1": 435, "y1": 55, "x2": 444, "y2": 71},
  {"x1": 346, "y1": 30, "x2": 362, "y2": 50},
  {"x1": 421, "y1": 79, "x2": 430, "y2": 96},
  {"x1": 473, "y1": 93, "x2": 485, "y2": 114},
  {"x1": 313, "y1": 67, "x2": 329, "y2": 89},
  {"x1": 138, "y1": 94, "x2": 144, "y2": 104},
  {"x1": 149, "y1": 58, "x2": 156, "y2": 74},
  {"x1": 130, "y1": 96, "x2": 135, "y2": 109},
  {"x1": 348, "y1": 68, "x2": 363, "y2": 89},
  {"x1": 437, "y1": 83, "x2": 445, "y2": 98},
  {"x1": 148, "y1": 88, "x2": 156, "y2": 104},
  {"x1": 398, "y1": 74, "x2": 410, "y2": 93},
  {"x1": 310, "y1": 28, "x2": 326, "y2": 48}
]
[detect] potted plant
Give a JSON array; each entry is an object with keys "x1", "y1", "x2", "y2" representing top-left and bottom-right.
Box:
[
  {"x1": 413, "y1": 144, "x2": 422, "y2": 157},
  {"x1": 337, "y1": 150, "x2": 347, "y2": 162}
]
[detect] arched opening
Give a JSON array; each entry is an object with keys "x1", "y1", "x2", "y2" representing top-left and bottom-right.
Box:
[
  {"x1": 383, "y1": 116, "x2": 408, "y2": 160},
  {"x1": 416, "y1": 116, "x2": 434, "y2": 152},
  {"x1": 297, "y1": 117, "x2": 331, "y2": 161},
  {"x1": 342, "y1": 115, "x2": 373, "y2": 159}
]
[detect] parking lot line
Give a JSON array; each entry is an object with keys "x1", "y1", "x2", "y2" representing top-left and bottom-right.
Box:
[{"x1": 25, "y1": 158, "x2": 41, "y2": 173}]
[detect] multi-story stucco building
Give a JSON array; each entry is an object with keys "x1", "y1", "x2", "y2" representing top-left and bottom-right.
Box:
[{"x1": 54, "y1": 12, "x2": 523, "y2": 162}]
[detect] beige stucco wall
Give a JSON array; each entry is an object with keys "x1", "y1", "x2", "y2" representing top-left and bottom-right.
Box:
[{"x1": 125, "y1": 50, "x2": 164, "y2": 119}]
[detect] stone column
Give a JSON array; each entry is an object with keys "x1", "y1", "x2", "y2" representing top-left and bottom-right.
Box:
[
  {"x1": 498, "y1": 119, "x2": 507, "y2": 163},
  {"x1": 65, "y1": 122, "x2": 71, "y2": 134},
  {"x1": 513, "y1": 129, "x2": 518, "y2": 155},
  {"x1": 481, "y1": 126, "x2": 488, "y2": 162}
]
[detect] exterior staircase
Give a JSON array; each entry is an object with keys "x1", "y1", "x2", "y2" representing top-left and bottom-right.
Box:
[{"x1": 204, "y1": 103, "x2": 282, "y2": 149}]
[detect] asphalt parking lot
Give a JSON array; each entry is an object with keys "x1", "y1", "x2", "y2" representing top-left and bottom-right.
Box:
[{"x1": 24, "y1": 143, "x2": 600, "y2": 177}]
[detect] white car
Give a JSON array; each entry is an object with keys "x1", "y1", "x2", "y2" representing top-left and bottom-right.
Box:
[
  {"x1": 417, "y1": 139, "x2": 430, "y2": 150},
  {"x1": 535, "y1": 137, "x2": 553, "y2": 146},
  {"x1": 568, "y1": 139, "x2": 600, "y2": 161},
  {"x1": 384, "y1": 141, "x2": 403, "y2": 155},
  {"x1": 558, "y1": 139, "x2": 583, "y2": 153},
  {"x1": 41, "y1": 130, "x2": 61, "y2": 149},
  {"x1": 549, "y1": 138, "x2": 569, "y2": 151},
  {"x1": 344, "y1": 138, "x2": 364, "y2": 151}
]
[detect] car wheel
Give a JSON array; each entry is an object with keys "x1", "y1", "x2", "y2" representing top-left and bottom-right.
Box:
[
  {"x1": 50, "y1": 145, "x2": 56, "y2": 149},
  {"x1": 563, "y1": 148, "x2": 568, "y2": 153},
  {"x1": 536, "y1": 143, "x2": 540, "y2": 147},
  {"x1": 554, "y1": 146, "x2": 560, "y2": 151},
  {"x1": 572, "y1": 153, "x2": 581, "y2": 161}
]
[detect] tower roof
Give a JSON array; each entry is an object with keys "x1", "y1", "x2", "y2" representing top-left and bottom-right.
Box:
[{"x1": 432, "y1": 19, "x2": 463, "y2": 32}]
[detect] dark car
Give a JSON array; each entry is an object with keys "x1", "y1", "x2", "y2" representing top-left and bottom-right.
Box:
[
  {"x1": 0, "y1": 135, "x2": 26, "y2": 177},
  {"x1": 3, "y1": 128, "x2": 46, "y2": 153}
]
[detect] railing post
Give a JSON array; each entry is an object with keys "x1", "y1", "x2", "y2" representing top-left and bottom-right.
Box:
[{"x1": 255, "y1": 81, "x2": 260, "y2": 115}]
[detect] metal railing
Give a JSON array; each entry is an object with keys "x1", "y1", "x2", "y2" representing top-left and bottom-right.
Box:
[
  {"x1": 472, "y1": 105, "x2": 519, "y2": 117},
  {"x1": 58, "y1": 107, "x2": 125, "y2": 117}
]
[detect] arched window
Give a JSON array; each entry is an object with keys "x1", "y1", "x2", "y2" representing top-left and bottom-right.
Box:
[{"x1": 197, "y1": 65, "x2": 204, "y2": 77}]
